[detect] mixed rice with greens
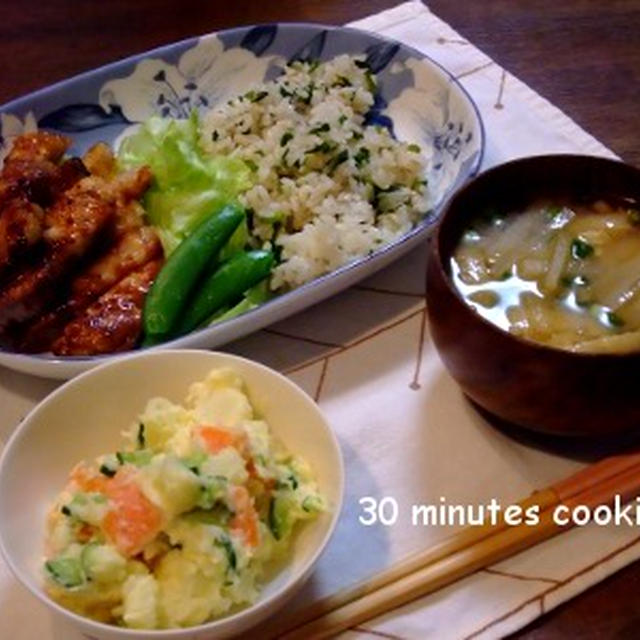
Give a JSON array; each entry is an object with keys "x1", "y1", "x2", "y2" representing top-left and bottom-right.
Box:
[{"x1": 201, "y1": 54, "x2": 429, "y2": 290}]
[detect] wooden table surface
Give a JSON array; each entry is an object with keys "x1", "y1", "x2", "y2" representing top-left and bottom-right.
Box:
[{"x1": 1, "y1": 1, "x2": 639, "y2": 637}]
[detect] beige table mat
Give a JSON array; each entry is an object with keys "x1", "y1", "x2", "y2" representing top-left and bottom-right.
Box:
[{"x1": 0, "y1": 2, "x2": 633, "y2": 639}]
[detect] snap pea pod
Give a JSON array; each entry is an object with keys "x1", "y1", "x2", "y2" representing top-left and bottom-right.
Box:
[
  {"x1": 177, "y1": 250, "x2": 274, "y2": 335},
  {"x1": 143, "y1": 204, "x2": 244, "y2": 341}
]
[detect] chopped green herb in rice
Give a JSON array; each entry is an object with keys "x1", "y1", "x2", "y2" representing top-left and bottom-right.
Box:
[{"x1": 201, "y1": 54, "x2": 429, "y2": 291}]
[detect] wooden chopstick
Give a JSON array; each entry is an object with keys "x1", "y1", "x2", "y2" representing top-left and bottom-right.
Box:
[
  {"x1": 553, "y1": 451, "x2": 640, "y2": 501},
  {"x1": 275, "y1": 452, "x2": 640, "y2": 640}
]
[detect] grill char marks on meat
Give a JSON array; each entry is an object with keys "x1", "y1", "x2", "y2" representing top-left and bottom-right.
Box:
[
  {"x1": 0, "y1": 185, "x2": 116, "y2": 330},
  {"x1": 15, "y1": 158, "x2": 159, "y2": 353},
  {"x1": 0, "y1": 131, "x2": 72, "y2": 207},
  {"x1": 0, "y1": 132, "x2": 90, "y2": 276},
  {"x1": 0, "y1": 196, "x2": 44, "y2": 276},
  {"x1": 18, "y1": 226, "x2": 163, "y2": 352},
  {"x1": 4, "y1": 131, "x2": 70, "y2": 165},
  {"x1": 52, "y1": 259, "x2": 163, "y2": 356},
  {"x1": 0, "y1": 134, "x2": 162, "y2": 354},
  {"x1": 63, "y1": 226, "x2": 162, "y2": 311}
]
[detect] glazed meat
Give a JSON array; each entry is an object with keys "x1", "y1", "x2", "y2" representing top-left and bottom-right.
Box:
[
  {"x1": 0, "y1": 132, "x2": 161, "y2": 355},
  {"x1": 0, "y1": 131, "x2": 72, "y2": 207},
  {"x1": 0, "y1": 186, "x2": 115, "y2": 330},
  {"x1": 78, "y1": 146, "x2": 152, "y2": 234},
  {"x1": 0, "y1": 196, "x2": 44, "y2": 274},
  {"x1": 52, "y1": 259, "x2": 162, "y2": 356},
  {"x1": 0, "y1": 159, "x2": 89, "y2": 275},
  {"x1": 1, "y1": 158, "x2": 58, "y2": 207},
  {"x1": 79, "y1": 167, "x2": 152, "y2": 211},
  {"x1": 18, "y1": 226, "x2": 162, "y2": 352},
  {"x1": 66, "y1": 226, "x2": 162, "y2": 307},
  {"x1": 4, "y1": 131, "x2": 69, "y2": 165},
  {"x1": 48, "y1": 157, "x2": 90, "y2": 197},
  {"x1": 0, "y1": 133, "x2": 89, "y2": 277}
]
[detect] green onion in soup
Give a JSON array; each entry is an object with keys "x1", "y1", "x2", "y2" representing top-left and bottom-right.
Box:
[{"x1": 451, "y1": 199, "x2": 640, "y2": 354}]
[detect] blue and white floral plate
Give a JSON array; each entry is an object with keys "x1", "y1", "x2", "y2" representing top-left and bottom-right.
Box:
[{"x1": 0, "y1": 23, "x2": 484, "y2": 379}]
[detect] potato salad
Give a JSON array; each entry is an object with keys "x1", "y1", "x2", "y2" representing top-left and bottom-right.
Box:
[{"x1": 43, "y1": 368, "x2": 324, "y2": 629}]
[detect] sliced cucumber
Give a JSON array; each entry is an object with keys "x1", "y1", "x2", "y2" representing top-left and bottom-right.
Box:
[
  {"x1": 45, "y1": 556, "x2": 85, "y2": 588},
  {"x1": 63, "y1": 492, "x2": 108, "y2": 526},
  {"x1": 185, "y1": 503, "x2": 233, "y2": 527},
  {"x1": 214, "y1": 534, "x2": 237, "y2": 572},
  {"x1": 197, "y1": 475, "x2": 228, "y2": 510},
  {"x1": 181, "y1": 450, "x2": 208, "y2": 475},
  {"x1": 116, "y1": 450, "x2": 153, "y2": 467},
  {"x1": 276, "y1": 472, "x2": 299, "y2": 491},
  {"x1": 268, "y1": 495, "x2": 292, "y2": 541}
]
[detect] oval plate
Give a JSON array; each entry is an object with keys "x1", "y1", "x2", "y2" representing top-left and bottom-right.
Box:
[{"x1": 0, "y1": 23, "x2": 484, "y2": 379}]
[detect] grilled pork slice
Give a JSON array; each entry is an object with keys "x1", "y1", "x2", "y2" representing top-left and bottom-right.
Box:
[
  {"x1": 0, "y1": 132, "x2": 88, "y2": 276},
  {"x1": 0, "y1": 196, "x2": 44, "y2": 274},
  {"x1": 48, "y1": 157, "x2": 90, "y2": 197},
  {"x1": 61, "y1": 226, "x2": 162, "y2": 312},
  {"x1": 78, "y1": 166, "x2": 152, "y2": 233},
  {"x1": 79, "y1": 166, "x2": 152, "y2": 208},
  {"x1": 52, "y1": 259, "x2": 162, "y2": 355},
  {"x1": 0, "y1": 131, "x2": 72, "y2": 207},
  {"x1": 0, "y1": 186, "x2": 115, "y2": 330},
  {"x1": 0, "y1": 158, "x2": 89, "y2": 274},
  {"x1": 18, "y1": 226, "x2": 162, "y2": 352},
  {"x1": 4, "y1": 131, "x2": 70, "y2": 165},
  {"x1": 1, "y1": 158, "x2": 58, "y2": 207}
]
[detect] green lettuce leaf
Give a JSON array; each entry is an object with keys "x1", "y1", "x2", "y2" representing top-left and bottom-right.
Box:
[
  {"x1": 118, "y1": 112, "x2": 251, "y2": 254},
  {"x1": 207, "y1": 280, "x2": 273, "y2": 326}
]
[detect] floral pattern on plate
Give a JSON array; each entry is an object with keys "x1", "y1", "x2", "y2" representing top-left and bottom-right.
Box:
[
  {"x1": 0, "y1": 23, "x2": 484, "y2": 378},
  {"x1": 0, "y1": 24, "x2": 483, "y2": 211}
]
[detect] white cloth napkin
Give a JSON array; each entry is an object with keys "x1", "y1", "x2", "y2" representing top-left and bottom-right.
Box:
[{"x1": 0, "y1": 2, "x2": 631, "y2": 639}]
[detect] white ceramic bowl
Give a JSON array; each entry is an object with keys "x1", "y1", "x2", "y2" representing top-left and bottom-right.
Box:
[{"x1": 0, "y1": 349, "x2": 344, "y2": 639}]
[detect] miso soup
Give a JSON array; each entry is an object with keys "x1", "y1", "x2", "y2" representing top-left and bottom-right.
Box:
[{"x1": 451, "y1": 199, "x2": 640, "y2": 353}]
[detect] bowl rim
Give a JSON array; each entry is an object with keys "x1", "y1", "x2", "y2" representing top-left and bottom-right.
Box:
[
  {"x1": 0, "y1": 20, "x2": 485, "y2": 372},
  {"x1": 0, "y1": 348, "x2": 345, "y2": 636},
  {"x1": 432, "y1": 152, "x2": 640, "y2": 360}
]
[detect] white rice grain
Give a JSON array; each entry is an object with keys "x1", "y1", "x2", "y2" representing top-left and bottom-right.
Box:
[{"x1": 201, "y1": 55, "x2": 429, "y2": 290}]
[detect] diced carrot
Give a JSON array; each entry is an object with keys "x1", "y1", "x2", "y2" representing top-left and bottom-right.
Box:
[
  {"x1": 76, "y1": 523, "x2": 96, "y2": 543},
  {"x1": 69, "y1": 464, "x2": 162, "y2": 556},
  {"x1": 70, "y1": 463, "x2": 108, "y2": 493},
  {"x1": 245, "y1": 456, "x2": 275, "y2": 490},
  {"x1": 230, "y1": 485, "x2": 259, "y2": 548},
  {"x1": 101, "y1": 470, "x2": 163, "y2": 557},
  {"x1": 198, "y1": 425, "x2": 235, "y2": 454}
]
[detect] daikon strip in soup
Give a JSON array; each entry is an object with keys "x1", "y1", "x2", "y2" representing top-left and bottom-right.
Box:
[{"x1": 451, "y1": 199, "x2": 640, "y2": 353}]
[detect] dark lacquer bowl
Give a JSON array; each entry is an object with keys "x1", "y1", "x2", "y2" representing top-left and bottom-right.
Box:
[{"x1": 426, "y1": 154, "x2": 640, "y2": 437}]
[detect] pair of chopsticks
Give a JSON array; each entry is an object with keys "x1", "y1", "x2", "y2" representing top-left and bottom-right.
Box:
[{"x1": 275, "y1": 452, "x2": 640, "y2": 639}]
